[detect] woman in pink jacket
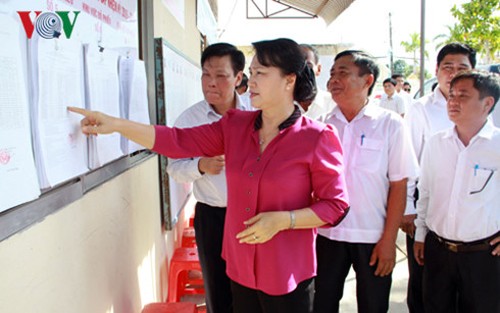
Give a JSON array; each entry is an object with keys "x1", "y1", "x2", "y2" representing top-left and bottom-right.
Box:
[{"x1": 69, "y1": 38, "x2": 349, "y2": 313}]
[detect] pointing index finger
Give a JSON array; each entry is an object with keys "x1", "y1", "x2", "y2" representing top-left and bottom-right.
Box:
[{"x1": 67, "y1": 106, "x2": 90, "y2": 116}]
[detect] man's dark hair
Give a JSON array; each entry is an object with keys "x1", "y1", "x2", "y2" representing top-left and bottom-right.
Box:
[
  {"x1": 437, "y1": 43, "x2": 477, "y2": 68},
  {"x1": 451, "y1": 70, "x2": 500, "y2": 113},
  {"x1": 431, "y1": 81, "x2": 438, "y2": 92},
  {"x1": 201, "y1": 43, "x2": 245, "y2": 75},
  {"x1": 335, "y1": 50, "x2": 380, "y2": 96},
  {"x1": 391, "y1": 73, "x2": 404, "y2": 80},
  {"x1": 383, "y1": 78, "x2": 397, "y2": 86},
  {"x1": 237, "y1": 73, "x2": 248, "y2": 89},
  {"x1": 300, "y1": 44, "x2": 320, "y2": 64}
]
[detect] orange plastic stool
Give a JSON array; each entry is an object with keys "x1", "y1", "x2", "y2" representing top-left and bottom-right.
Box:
[
  {"x1": 182, "y1": 227, "x2": 197, "y2": 248},
  {"x1": 142, "y1": 302, "x2": 197, "y2": 313},
  {"x1": 196, "y1": 305, "x2": 206, "y2": 313},
  {"x1": 167, "y1": 247, "x2": 205, "y2": 302}
]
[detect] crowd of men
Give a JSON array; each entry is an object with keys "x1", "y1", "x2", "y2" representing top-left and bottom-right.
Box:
[{"x1": 169, "y1": 41, "x2": 499, "y2": 313}]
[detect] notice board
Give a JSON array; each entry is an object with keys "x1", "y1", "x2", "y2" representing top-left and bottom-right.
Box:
[
  {"x1": 0, "y1": 0, "x2": 149, "y2": 241},
  {"x1": 154, "y1": 38, "x2": 203, "y2": 229}
]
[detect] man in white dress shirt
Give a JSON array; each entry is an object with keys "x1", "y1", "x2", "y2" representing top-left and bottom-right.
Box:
[
  {"x1": 392, "y1": 73, "x2": 414, "y2": 111},
  {"x1": 167, "y1": 43, "x2": 250, "y2": 313},
  {"x1": 404, "y1": 43, "x2": 476, "y2": 313},
  {"x1": 404, "y1": 81, "x2": 412, "y2": 94},
  {"x1": 298, "y1": 44, "x2": 336, "y2": 119},
  {"x1": 379, "y1": 77, "x2": 406, "y2": 116},
  {"x1": 314, "y1": 50, "x2": 418, "y2": 313},
  {"x1": 414, "y1": 71, "x2": 500, "y2": 313}
]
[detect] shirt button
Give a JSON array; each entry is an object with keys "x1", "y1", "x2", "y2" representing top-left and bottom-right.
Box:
[
  {"x1": 245, "y1": 207, "x2": 250, "y2": 212},
  {"x1": 247, "y1": 190, "x2": 251, "y2": 195},
  {"x1": 249, "y1": 172, "x2": 253, "y2": 177},
  {"x1": 257, "y1": 157, "x2": 260, "y2": 161}
]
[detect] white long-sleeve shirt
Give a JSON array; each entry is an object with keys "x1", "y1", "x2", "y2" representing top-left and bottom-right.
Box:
[
  {"x1": 397, "y1": 90, "x2": 414, "y2": 114},
  {"x1": 415, "y1": 121, "x2": 500, "y2": 243},
  {"x1": 405, "y1": 87, "x2": 452, "y2": 163},
  {"x1": 379, "y1": 93, "x2": 406, "y2": 115},
  {"x1": 319, "y1": 103, "x2": 419, "y2": 243},
  {"x1": 166, "y1": 93, "x2": 251, "y2": 207},
  {"x1": 404, "y1": 87, "x2": 452, "y2": 215}
]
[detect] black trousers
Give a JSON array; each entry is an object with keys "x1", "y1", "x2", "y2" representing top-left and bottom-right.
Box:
[
  {"x1": 230, "y1": 278, "x2": 314, "y2": 313},
  {"x1": 194, "y1": 202, "x2": 232, "y2": 313},
  {"x1": 407, "y1": 186, "x2": 425, "y2": 313},
  {"x1": 406, "y1": 235, "x2": 425, "y2": 313},
  {"x1": 423, "y1": 232, "x2": 500, "y2": 313},
  {"x1": 314, "y1": 236, "x2": 392, "y2": 313}
]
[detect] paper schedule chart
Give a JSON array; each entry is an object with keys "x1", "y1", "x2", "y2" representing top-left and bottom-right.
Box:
[
  {"x1": 119, "y1": 58, "x2": 150, "y2": 154},
  {"x1": 30, "y1": 37, "x2": 88, "y2": 189},
  {"x1": 0, "y1": 15, "x2": 41, "y2": 212},
  {"x1": 84, "y1": 45, "x2": 123, "y2": 168},
  {"x1": 0, "y1": 11, "x2": 148, "y2": 213}
]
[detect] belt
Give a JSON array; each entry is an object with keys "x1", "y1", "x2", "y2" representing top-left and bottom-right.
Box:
[{"x1": 430, "y1": 231, "x2": 495, "y2": 253}]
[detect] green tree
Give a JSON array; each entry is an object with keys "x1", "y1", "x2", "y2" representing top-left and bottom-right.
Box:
[
  {"x1": 411, "y1": 66, "x2": 432, "y2": 80},
  {"x1": 400, "y1": 32, "x2": 429, "y2": 75},
  {"x1": 393, "y1": 59, "x2": 413, "y2": 78},
  {"x1": 434, "y1": 0, "x2": 500, "y2": 62},
  {"x1": 434, "y1": 25, "x2": 465, "y2": 49}
]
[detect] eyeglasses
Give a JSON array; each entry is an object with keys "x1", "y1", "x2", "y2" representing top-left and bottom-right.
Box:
[{"x1": 404, "y1": 88, "x2": 411, "y2": 92}]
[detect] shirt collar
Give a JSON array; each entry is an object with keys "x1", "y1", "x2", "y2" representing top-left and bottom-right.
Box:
[
  {"x1": 433, "y1": 87, "x2": 447, "y2": 107},
  {"x1": 254, "y1": 105, "x2": 302, "y2": 131},
  {"x1": 474, "y1": 120, "x2": 496, "y2": 139},
  {"x1": 330, "y1": 99, "x2": 376, "y2": 122},
  {"x1": 363, "y1": 101, "x2": 379, "y2": 117},
  {"x1": 443, "y1": 127, "x2": 455, "y2": 139},
  {"x1": 445, "y1": 120, "x2": 496, "y2": 140},
  {"x1": 203, "y1": 92, "x2": 248, "y2": 117}
]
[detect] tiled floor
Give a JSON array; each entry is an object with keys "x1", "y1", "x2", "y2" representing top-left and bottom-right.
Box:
[{"x1": 183, "y1": 231, "x2": 411, "y2": 313}]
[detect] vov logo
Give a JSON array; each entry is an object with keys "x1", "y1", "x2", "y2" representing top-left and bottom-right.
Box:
[{"x1": 17, "y1": 11, "x2": 81, "y2": 39}]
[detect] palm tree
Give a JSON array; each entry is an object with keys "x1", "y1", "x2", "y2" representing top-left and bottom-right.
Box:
[
  {"x1": 433, "y1": 24, "x2": 466, "y2": 49},
  {"x1": 400, "y1": 32, "x2": 428, "y2": 75}
]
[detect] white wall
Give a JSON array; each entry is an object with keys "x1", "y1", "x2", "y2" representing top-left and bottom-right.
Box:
[{"x1": 0, "y1": 158, "x2": 169, "y2": 313}]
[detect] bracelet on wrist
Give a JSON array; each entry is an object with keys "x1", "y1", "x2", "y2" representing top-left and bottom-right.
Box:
[{"x1": 289, "y1": 211, "x2": 296, "y2": 229}]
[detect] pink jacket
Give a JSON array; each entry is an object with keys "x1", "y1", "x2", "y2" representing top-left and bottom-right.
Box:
[{"x1": 153, "y1": 109, "x2": 349, "y2": 295}]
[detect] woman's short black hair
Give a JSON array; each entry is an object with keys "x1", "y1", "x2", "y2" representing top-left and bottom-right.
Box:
[{"x1": 252, "y1": 38, "x2": 317, "y2": 103}]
